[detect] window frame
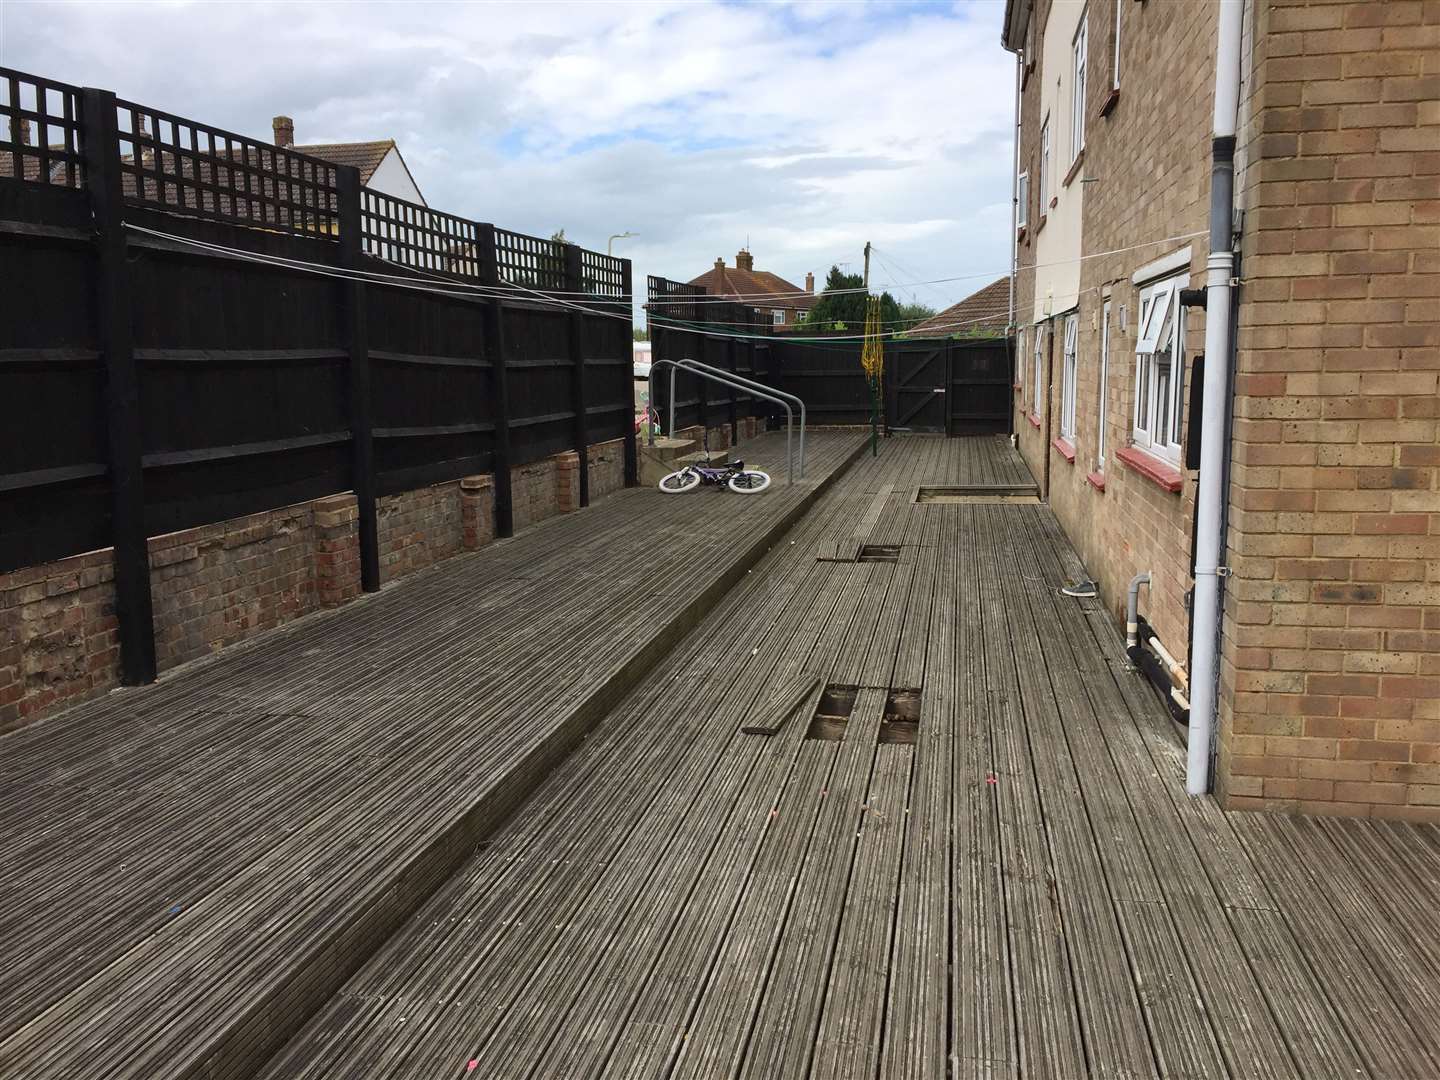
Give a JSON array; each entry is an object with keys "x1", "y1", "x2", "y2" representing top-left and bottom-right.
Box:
[
  {"x1": 1071, "y1": 13, "x2": 1088, "y2": 162},
  {"x1": 1039, "y1": 116, "x2": 1051, "y2": 207},
  {"x1": 1017, "y1": 327, "x2": 1027, "y2": 387},
  {"x1": 1032, "y1": 321, "x2": 1046, "y2": 418},
  {"x1": 1017, "y1": 171, "x2": 1029, "y2": 229},
  {"x1": 1060, "y1": 313, "x2": 1078, "y2": 441},
  {"x1": 1131, "y1": 272, "x2": 1188, "y2": 465},
  {"x1": 1097, "y1": 299, "x2": 1111, "y2": 471},
  {"x1": 771, "y1": 308, "x2": 785, "y2": 326}
]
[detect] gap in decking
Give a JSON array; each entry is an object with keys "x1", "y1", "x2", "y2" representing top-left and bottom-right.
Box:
[
  {"x1": 857, "y1": 544, "x2": 901, "y2": 563},
  {"x1": 913, "y1": 486, "x2": 1040, "y2": 505},
  {"x1": 807, "y1": 684, "x2": 859, "y2": 741},
  {"x1": 879, "y1": 688, "x2": 921, "y2": 745}
]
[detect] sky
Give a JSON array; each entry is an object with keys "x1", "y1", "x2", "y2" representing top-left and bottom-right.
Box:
[{"x1": 0, "y1": 0, "x2": 1018, "y2": 322}]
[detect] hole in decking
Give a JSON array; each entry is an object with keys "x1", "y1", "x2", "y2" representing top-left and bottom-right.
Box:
[
  {"x1": 857, "y1": 544, "x2": 901, "y2": 563},
  {"x1": 807, "y1": 684, "x2": 858, "y2": 741},
  {"x1": 879, "y1": 688, "x2": 921, "y2": 744},
  {"x1": 914, "y1": 486, "x2": 1039, "y2": 505}
]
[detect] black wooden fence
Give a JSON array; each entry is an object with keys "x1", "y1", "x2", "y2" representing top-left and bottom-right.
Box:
[
  {"x1": 1, "y1": 66, "x2": 635, "y2": 684},
  {"x1": 645, "y1": 276, "x2": 766, "y2": 443},
  {"x1": 646, "y1": 277, "x2": 1013, "y2": 436}
]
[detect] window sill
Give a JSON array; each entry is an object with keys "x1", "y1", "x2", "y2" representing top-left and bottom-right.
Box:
[
  {"x1": 1027, "y1": 412, "x2": 1042, "y2": 429},
  {"x1": 1034, "y1": 214, "x2": 1047, "y2": 236},
  {"x1": 1052, "y1": 436, "x2": 1076, "y2": 462},
  {"x1": 1049, "y1": 195, "x2": 1058, "y2": 210},
  {"x1": 1116, "y1": 446, "x2": 1183, "y2": 493},
  {"x1": 1100, "y1": 88, "x2": 1120, "y2": 117},
  {"x1": 1016, "y1": 225, "x2": 1027, "y2": 242},
  {"x1": 1063, "y1": 151, "x2": 1085, "y2": 188},
  {"x1": 1086, "y1": 470, "x2": 1106, "y2": 492}
]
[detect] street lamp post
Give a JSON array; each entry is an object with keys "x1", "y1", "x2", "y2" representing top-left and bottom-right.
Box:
[{"x1": 608, "y1": 231, "x2": 637, "y2": 256}]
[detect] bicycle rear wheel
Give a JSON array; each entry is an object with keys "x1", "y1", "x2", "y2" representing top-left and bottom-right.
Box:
[{"x1": 727, "y1": 470, "x2": 771, "y2": 494}]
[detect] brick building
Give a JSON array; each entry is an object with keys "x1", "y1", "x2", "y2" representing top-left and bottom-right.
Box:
[
  {"x1": 1003, "y1": 0, "x2": 1439, "y2": 818},
  {"x1": 689, "y1": 249, "x2": 818, "y2": 327}
]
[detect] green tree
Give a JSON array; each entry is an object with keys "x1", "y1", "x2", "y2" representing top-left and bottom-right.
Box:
[
  {"x1": 632, "y1": 327, "x2": 650, "y2": 342},
  {"x1": 798, "y1": 266, "x2": 901, "y2": 332},
  {"x1": 895, "y1": 301, "x2": 937, "y2": 330}
]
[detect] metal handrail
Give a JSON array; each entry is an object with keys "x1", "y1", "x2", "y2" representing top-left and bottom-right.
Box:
[
  {"x1": 675, "y1": 357, "x2": 806, "y2": 478},
  {"x1": 646, "y1": 359, "x2": 799, "y2": 485}
]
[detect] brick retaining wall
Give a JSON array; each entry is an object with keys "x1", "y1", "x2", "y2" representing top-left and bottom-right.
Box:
[{"x1": 0, "y1": 438, "x2": 626, "y2": 736}]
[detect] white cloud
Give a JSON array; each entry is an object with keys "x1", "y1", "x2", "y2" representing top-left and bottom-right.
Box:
[{"x1": 0, "y1": 0, "x2": 1018, "y2": 319}]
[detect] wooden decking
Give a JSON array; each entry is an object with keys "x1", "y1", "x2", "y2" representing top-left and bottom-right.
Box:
[
  {"x1": 6, "y1": 433, "x2": 1440, "y2": 1080},
  {"x1": 0, "y1": 430, "x2": 865, "y2": 1080},
  {"x1": 257, "y1": 435, "x2": 1440, "y2": 1080}
]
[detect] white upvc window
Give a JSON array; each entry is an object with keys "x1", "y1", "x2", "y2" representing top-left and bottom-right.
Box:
[
  {"x1": 1032, "y1": 321, "x2": 1046, "y2": 417},
  {"x1": 1132, "y1": 273, "x2": 1187, "y2": 463},
  {"x1": 1017, "y1": 328, "x2": 1027, "y2": 387},
  {"x1": 1071, "y1": 14, "x2": 1088, "y2": 162},
  {"x1": 772, "y1": 309, "x2": 785, "y2": 326},
  {"x1": 1111, "y1": 0, "x2": 1122, "y2": 91},
  {"x1": 1039, "y1": 117, "x2": 1051, "y2": 208},
  {"x1": 1017, "y1": 171, "x2": 1029, "y2": 229},
  {"x1": 1060, "y1": 313, "x2": 1078, "y2": 441},
  {"x1": 1097, "y1": 300, "x2": 1111, "y2": 470}
]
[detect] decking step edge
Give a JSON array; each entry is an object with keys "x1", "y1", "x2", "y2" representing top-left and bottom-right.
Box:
[{"x1": 203, "y1": 434, "x2": 871, "y2": 1080}]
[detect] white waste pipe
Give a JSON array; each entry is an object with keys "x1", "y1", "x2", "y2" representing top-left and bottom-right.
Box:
[
  {"x1": 1147, "y1": 635, "x2": 1189, "y2": 690},
  {"x1": 1188, "y1": 0, "x2": 1246, "y2": 796}
]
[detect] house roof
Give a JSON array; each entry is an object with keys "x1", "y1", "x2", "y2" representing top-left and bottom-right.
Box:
[
  {"x1": 905, "y1": 277, "x2": 1012, "y2": 337},
  {"x1": 291, "y1": 140, "x2": 395, "y2": 183},
  {"x1": 688, "y1": 265, "x2": 818, "y2": 311}
]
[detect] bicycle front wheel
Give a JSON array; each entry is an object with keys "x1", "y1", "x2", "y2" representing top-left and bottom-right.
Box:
[{"x1": 658, "y1": 469, "x2": 701, "y2": 494}]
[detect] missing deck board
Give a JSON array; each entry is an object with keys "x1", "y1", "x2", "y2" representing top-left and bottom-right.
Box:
[
  {"x1": 914, "y1": 486, "x2": 1039, "y2": 505},
  {"x1": 806, "y1": 684, "x2": 858, "y2": 741},
  {"x1": 879, "y1": 688, "x2": 921, "y2": 745},
  {"x1": 858, "y1": 544, "x2": 901, "y2": 563}
]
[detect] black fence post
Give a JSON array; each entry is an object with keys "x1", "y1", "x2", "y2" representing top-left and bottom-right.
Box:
[
  {"x1": 563, "y1": 244, "x2": 590, "y2": 508},
  {"x1": 81, "y1": 87, "x2": 156, "y2": 685},
  {"x1": 336, "y1": 166, "x2": 380, "y2": 592},
  {"x1": 478, "y1": 224, "x2": 514, "y2": 537},
  {"x1": 725, "y1": 304, "x2": 739, "y2": 445},
  {"x1": 621, "y1": 260, "x2": 638, "y2": 486},
  {"x1": 695, "y1": 317, "x2": 707, "y2": 437}
]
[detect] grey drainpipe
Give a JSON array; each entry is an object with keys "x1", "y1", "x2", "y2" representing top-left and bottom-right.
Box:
[{"x1": 1186, "y1": 0, "x2": 1246, "y2": 796}]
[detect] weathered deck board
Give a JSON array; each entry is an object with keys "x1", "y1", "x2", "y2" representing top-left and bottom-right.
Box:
[
  {"x1": 8, "y1": 432, "x2": 1440, "y2": 1080},
  {"x1": 0, "y1": 431, "x2": 867, "y2": 1079}
]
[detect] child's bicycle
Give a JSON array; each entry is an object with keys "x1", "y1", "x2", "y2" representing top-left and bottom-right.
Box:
[{"x1": 657, "y1": 431, "x2": 771, "y2": 495}]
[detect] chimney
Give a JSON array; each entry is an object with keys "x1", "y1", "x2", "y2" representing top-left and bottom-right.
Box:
[
  {"x1": 735, "y1": 248, "x2": 754, "y2": 272},
  {"x1": 714, "y1": 257, "x2": 725, "y2": 271},
  {"x1": 272, "y1": 115, "x2": 294, "y2": 148},
  {"x1": 805, "y1": 271, "x2": 814, "y2": 294}
]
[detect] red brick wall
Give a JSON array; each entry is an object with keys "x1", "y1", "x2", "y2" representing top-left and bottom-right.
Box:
[
  {"x1": 1220, "y1": 0, "x2": 1440, "y2": 820},
  {"x1": 0, "y1": 441, "x2": 622, "y2": 736}
]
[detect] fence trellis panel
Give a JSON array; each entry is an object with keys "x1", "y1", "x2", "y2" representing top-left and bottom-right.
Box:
[
  {"x1": 360, "y1": 188, "x2": 481, "y2": 279},
  {"x1": 1, "y1": 70, "x2": 85, "y2": 188},
  {"x1": 0, "y1": 63, "x2": 637, "y2": 686},
  {"x1": 115, "y1": 98, "x2": 340, "y2": 237}
]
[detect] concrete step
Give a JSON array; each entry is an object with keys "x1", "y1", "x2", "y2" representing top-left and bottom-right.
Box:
[{"x1": 638, "y1": 436, "x2": 697, "y2": 485}]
